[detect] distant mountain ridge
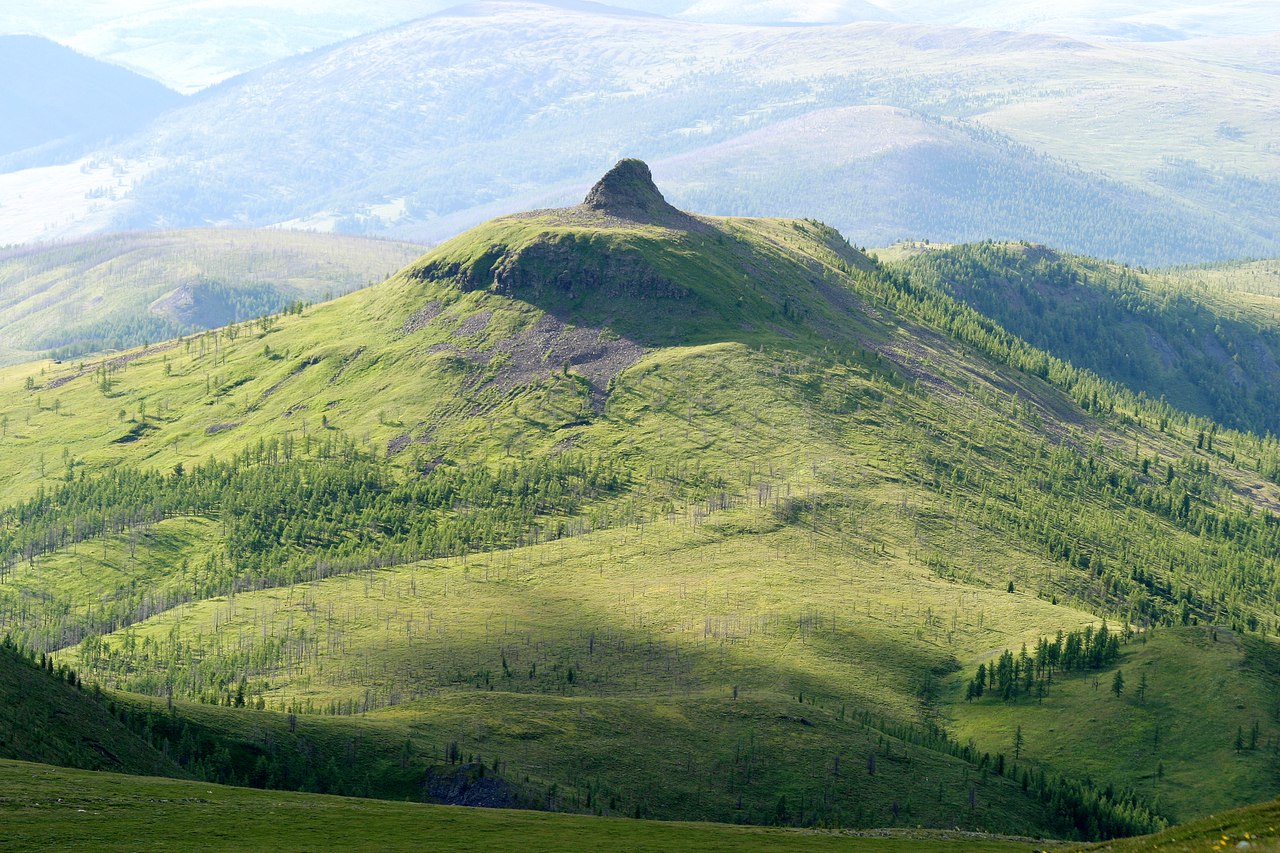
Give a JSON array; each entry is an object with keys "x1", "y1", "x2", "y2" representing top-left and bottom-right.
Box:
[
  {"x1": 0, "y1": 35, "x2": 181, "y2": 170},
  {"x1": 1, "y1": 4, "x2": 1277, "y2": 262},
  {"x1": 0, "y1": 229, "x2": 424, "y2": 364}
]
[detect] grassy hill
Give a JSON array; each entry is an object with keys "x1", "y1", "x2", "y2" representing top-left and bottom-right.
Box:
[
  {"x1": 1089, "y1": 792, "x2": 1280, "y2": 853},
  {"x1": 4, "y1": 755, "x2": 1279, "y2": 851},
  {"x1": 886, "y1": 242, "x2": 1280, "y2": 435},
  {"x1": 0, "y1": 229, "x2": 424, "y2": 365},
  {"x1": 0, "y1": 639, "x2": 180, "y2": 778},
  {"x1": 2, "y1": 162, "x2": 1280, "y2": 838}
]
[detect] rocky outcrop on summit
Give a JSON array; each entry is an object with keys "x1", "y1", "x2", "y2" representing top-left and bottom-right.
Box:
[
  {"x1": 583, "y1": 159, "x2": 675, "y2": 220},
  {"x1": 579, "y1": 158, "x2": 703, "y2": 229}
]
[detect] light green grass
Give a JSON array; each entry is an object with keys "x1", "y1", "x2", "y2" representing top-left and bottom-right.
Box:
[
  {"x1": 1085, "y1": 796, "x2": 1280, "y2": 853},
  {"x1": 0, "y1": 228, "x2": 424, "y2": 365}
]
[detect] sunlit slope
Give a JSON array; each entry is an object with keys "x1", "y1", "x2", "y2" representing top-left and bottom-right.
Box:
[
  {"x1": 947, "y1": 625, "x2": 1280, "y2": 822},
  {"x1": 5, "y1": 164, "x2": 1280, "y2": 834}
]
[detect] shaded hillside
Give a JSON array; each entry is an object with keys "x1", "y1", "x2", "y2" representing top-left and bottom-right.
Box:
[
  {"x1": 0, "y1": 36, "x2": 181, "y2": 169},
  {"x1": 0, "y1": 639, "x2": 180, "y2": 777},
  {"x1": 3, "y1": 163, "x2": 1280, "y2": 835},
  {"x1": 0, "y1": 229, "x2": 424, "y2": 364},
  {"x1": 889, "y1": 242, "x2": 1280, "y2": 435},
  {"x1": 0, "y1": 757, "x2": 1061, "y2": 852}
]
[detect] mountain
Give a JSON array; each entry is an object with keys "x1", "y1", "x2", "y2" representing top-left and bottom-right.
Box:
[
  {"x1": 0, "y1": 2, "x2": 458, "y2": 95},
  {"x1": 0, "y1": 229, "x2": 425, "y2": 365},
  {"x1": 7, "y1": 1, "x2": 1276, "y2": 97},
  {"x1": 0, "y1": 35, "x2": 182, "y2": 170},
  {"x1": 8, "y1": 2, "x2": 1277, "y2": 264},
  {"x1": 677, "y1": 0, "x2": 896, "y2": 24},
  {"x1": 652, "y1": 107, "x2": 1270, "y2": 264},
  {"x1": 3, "y1": 163, "x2": 1280, "y2": 838},
  {"x1": 888, "y1": 242, "x2": 1280, "y2": 436}
]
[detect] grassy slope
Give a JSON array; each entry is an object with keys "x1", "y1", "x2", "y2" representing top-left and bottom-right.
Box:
[
  {"x1": 886, "y1": 242, "x2": 1280, "y2": 435},
  {"x1": 0, "y1": 229, "x2": 424, "y2": 365},
  {"x1": 0, "y1": 643, "x2": 180, "y2": 778},
  {"x1": 3, "y1": 210, "x2": 1280, "y2": 833},
  {"x1": 947, "y1": 626, "x2": 1280, "y2": 823},
  {"x1": 1087, "y1": 795, "x2": 1280, "y2": 853},
  {"x1": 0, "y1": 758, "x2": 1056, "y2": 853},
  {"x1": 1161, "y1": 258, "x2": 1280, "y2": 325}
]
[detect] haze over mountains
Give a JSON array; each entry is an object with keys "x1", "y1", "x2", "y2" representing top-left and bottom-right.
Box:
[
  {"x1": 8, "y1": 0, "x2": 1278, "y2": 92},
  {"x1": 0, "y1": 35, "x2": 180, "y2": 170},
  {"x1": 2, "y1": 1, "x2": 1277, "y2": 265}
]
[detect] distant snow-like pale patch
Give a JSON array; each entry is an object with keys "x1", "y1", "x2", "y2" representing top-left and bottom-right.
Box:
[{"x1": 0, "y1": 157, "x2": 151, "y2": 245}]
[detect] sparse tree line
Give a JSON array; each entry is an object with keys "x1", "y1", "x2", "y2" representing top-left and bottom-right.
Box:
[{"x1": 0, "y1": 435, "x2": 624, "y2": 582}]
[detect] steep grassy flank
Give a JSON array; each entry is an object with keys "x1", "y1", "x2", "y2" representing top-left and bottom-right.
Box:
[
  {"x1": 889, "y1": 242, "x2": 1280, "y2": 435},
  {"x1": 0, "y1": 758, "x2": 1059, "y2": 852},
  {"x1": 0, "y1": 229, "x2": 423, "y2": 365},
  {"x1": 0, "y1": 641, "x2": 180, "y2": 778}
]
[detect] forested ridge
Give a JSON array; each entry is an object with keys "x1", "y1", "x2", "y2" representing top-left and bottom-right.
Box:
[{"x1": 893, "y1": 242, "x2": 1280, "y2": 435}]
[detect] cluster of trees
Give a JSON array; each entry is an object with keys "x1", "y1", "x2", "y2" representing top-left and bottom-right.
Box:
[
  {"x1": 0, "y1": 434, "x2": 628, "y2": 651},
  {"x1": 966, "y1": 624, "x2": 1122, "y2": 702}
]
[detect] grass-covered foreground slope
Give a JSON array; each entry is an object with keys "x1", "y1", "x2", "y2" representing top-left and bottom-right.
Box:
[
  {"x1": 1088, "y1": 795, "x2": 1280, "y2": 853},
  {"x1": 5, "y1": 162, "x2": 1280, "y2": 837},
  {"x1": 0, "y1": 228, "x2": 423, "y2": 365},
  {"x1": 0, "y1": 639, "x2": 180, "y2": 778},
  {"x1": 0, "y1": 759, "x2": 1060, "y2": 853},
  {"x1": 886, "y1": 242, "x2": 1280, "y2": 436}
]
